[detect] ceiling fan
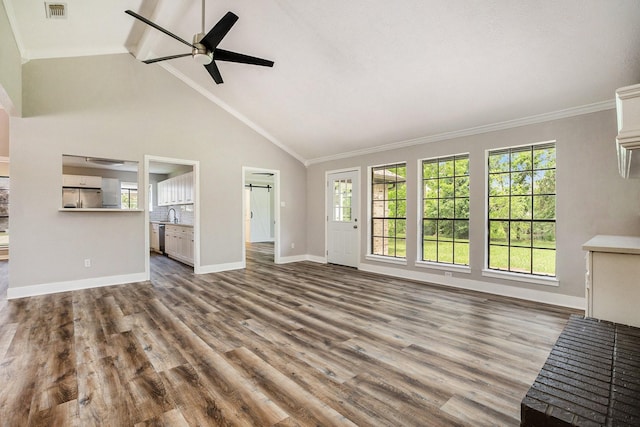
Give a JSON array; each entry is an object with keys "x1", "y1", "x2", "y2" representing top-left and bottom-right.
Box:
[{"x1": 125, "y1": 0, "x2": 274, "y2": 84}]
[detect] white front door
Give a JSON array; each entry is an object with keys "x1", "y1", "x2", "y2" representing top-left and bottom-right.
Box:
[{"x1": 327, "y1": 170, "x2": 359, "y2": 267}]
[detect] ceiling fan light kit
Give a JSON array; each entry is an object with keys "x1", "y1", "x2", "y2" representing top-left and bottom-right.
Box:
[
  {"x1": 125, "y1": 0, "x2": 273, "y2": 84},
  {"x1": 192, "y1": 33, "x2": 213, "y2": 65}
]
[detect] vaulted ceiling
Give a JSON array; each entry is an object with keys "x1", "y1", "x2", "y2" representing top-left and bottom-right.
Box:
[{"x1": 5, "y1": 0, "x2": 640, "y2": 164}]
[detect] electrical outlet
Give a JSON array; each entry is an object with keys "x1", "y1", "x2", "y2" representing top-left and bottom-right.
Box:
[
  {"x1": 84, "y1": 259, "x2": 91, "y2": 268},
  {"x1": 444, "y1": 271, "x2": 452, "y2": 278},
  {"x1": 291, "y1": 243, "x2": 295, "y2": 249}
]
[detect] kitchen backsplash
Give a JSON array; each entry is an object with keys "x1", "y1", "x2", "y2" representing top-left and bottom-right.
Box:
[{"x1": 150, "y1": 204, "x2": 194, "y2": 225}]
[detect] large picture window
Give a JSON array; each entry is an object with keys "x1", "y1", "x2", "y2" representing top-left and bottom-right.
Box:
[
  {"x1": 371, "y1": 163, "x2": 406, "y2": 258},
  {"x1": 487, "y1": 143, "x2": 556, "y2": 276},
  {"x1": 422, "y1": 155, "x2": 469, "y2": 265}
]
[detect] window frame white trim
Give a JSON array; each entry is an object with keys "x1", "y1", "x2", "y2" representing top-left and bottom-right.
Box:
[
  {"x1": 365, "y1": 254, "x2": 408, "y2": 266},
  {"x1": 415, "y1": 260, "x2": 471, "y2": 274},
  {"x1": 482, "y1": 269, "x2": 559, "y2": 287}
]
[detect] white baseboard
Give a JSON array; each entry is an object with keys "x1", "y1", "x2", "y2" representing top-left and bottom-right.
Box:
[
  {"x1": 305, "y1": 254, "x2": 327, "y2": 264},
  {"x1": 277, "y1": 254, "x2": 310, "y2": 264},
  {"x1": 359, "y1": 262, "x2": 585, "y2": 310},
  {"x1": 196, "y1": 261, "x2": 245, "y2": 274},
  {"x1": 7, "y1": 272, "x2": 148, "y2": 300}
]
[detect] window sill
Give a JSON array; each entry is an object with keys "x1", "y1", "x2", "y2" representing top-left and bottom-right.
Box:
[
  {"x1": 365, "y1": 254, "x2": 408, "y2": 266},
  {"x1": 415, "y1": 261, "x2": 471, "y2": 274},
  {"x1": 482, "y1": 269, "x2": 559, "y2": 287}
]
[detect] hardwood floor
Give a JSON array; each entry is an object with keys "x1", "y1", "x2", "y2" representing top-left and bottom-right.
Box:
[{"x1": 0, "y1": 244, "x2": 577, "y2": 426}]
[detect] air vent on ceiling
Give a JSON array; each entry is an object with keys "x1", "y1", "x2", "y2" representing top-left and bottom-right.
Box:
[{"x1": 45, "y1": 2, "x2": 67, "y2": 19}]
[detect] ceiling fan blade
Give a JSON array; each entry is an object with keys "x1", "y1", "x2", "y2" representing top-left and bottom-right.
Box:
[
  {"x1": 125, "y1": 10, "x2": 195, "y2": 49},
  {"x1": 204, "y1": 61, "x2": 224, "y2": 84},
  {"x1": 143, "y1": 53, "x2": 192, "y2": 64},
  {"x1": 200, "y1": 12, "x2": 239, "y2": 50},
  {"x1": 214, "y1": 49, "x2": 274, "y2": 67}
]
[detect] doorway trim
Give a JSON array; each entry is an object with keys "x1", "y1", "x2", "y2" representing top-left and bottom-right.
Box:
[
  {"x1": 325, "y1": 166, "x2": 361, "y2": 267},
  {"x1": 144, "y1": 155, "x2": 200, "y2": 279},
  {"x1": 242, "y1": 166, "x2": 281, "y2": 265}
]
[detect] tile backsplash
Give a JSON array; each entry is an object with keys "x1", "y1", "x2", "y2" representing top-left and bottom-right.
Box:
[{"x1": 150, "y1": 204, "x2": 194, "y2": 225}]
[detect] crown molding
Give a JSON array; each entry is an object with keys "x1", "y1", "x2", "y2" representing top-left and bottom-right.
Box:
[
  {"x1": 22, "y1": 46, "x2": 132, "y2": 61},
  {"x1": 305, "y1": 99, "x2": 616, "y2": 166},
  {"x1": 159, "y1": 62, "x2": 307, "y2": 166}
]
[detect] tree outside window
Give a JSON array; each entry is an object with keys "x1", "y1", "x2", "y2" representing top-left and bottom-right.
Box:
[
  {"x1": 422, "y1": 154, "x2": 469, "y2": 265},
  {"x1": 121, "y1": 182, "x2": 138, "y2": 209},
  {"x1": 488, "y1": 143, "x2": 556, "y2": 276}
]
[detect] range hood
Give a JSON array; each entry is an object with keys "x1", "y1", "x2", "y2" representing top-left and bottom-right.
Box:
[{"x1": 616, "y1": 83, "x2": 640, "y2": 178}]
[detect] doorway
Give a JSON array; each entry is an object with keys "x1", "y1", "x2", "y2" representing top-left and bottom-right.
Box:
[
  {"x1": 326, "y1": 168, "x2": 360, "y2": 268},
  {"x1": 144, "y1": 155, "x2": 199, "y2": 279},
  {"x1": 242, "y1": 167, "x2": 280, "y2": 265}
]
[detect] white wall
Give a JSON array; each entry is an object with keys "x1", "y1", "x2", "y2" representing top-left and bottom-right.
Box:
[
  {"x1": 9, "y1": 53, "x2": 307, "y2": 292},
  {"x1": 0, "y1": 1, "x2": 21, "y2": 116},
  {"x1": 307, "y1": 109, "x2": 640, "y2": 304}
]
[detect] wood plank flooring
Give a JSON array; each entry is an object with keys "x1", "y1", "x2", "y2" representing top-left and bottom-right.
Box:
[{"x1": 0, "y1": 244, "x2": 578, "y2": 426}]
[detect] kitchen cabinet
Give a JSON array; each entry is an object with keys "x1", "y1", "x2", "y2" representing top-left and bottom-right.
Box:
[
  {"x1": 157, "y1": 180, "x2": 166, "y2": 206},
  {"x1": 615, "y1": 83, "x2": 640, "y2": 178},
  {"x1": 63, "y1": 174, "x2": 102, "y2": 188},
  {"x1": 583, "y1": 235, "x2": 640, "y2": 328},
  {"x1": 165, "y1": 224, "x2": 194, "y2": 266},
  {"x1": 157, "y1": 172, "x2": 194, "y2": 206},
  {"x1": 150, "y1": 223, "x2": 161, "y2": 253},
  {"x1": 184, "y1": 172, "x2": 194, "y2": 203}
]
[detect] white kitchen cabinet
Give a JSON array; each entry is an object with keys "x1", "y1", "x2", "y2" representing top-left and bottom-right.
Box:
[
  {"x1": 150, "y1": 223, "x2": 160, "y2": 253},
  {"x1": 176, "y1": 174, "x2": 186, "y2": 204},
  {"x1": 157, "y1": 181, "x2": 165, "y2": 206},
  {"x1": 184, "y1": 172, "x2": 194, "y2": 203},
  {"x1": 63, "y1": 174, "x2": 102, "y2": 188},
  {"x1": 157, "y1": 172, "x2": 194, "y2": 206},
  {"x1": 165, "y1": 224, "x2": 193, "y2": 266},
  {"x1": 615, "y1": 83, "x2": 640, "y2": 178},
  {"x1": 583, "y1": 235, "x2": 640, "y2": 328}
]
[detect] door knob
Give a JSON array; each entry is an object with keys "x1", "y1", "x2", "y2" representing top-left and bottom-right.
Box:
[{"x1": 353, "y1": 225, "x2": 358, "y2": 229}]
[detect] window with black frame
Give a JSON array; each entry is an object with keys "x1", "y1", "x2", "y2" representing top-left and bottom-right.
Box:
[
  {"x1": 371, "y1": 163, "x2": 407, "y2": 258},
  {"x1": 422, "y1": 154, "x2": 469, "y2": 265},
  {"x1": 487, "y1": 143, "x2": 556, "y2": 276}
]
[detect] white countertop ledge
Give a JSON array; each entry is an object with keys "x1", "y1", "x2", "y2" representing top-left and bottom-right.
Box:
[
  {"x1": 582, "y1": 235, "x2": 640, "y2": 254},
  {"x1": 151, "y1": 221, "x2": 194, "y2": 228}
]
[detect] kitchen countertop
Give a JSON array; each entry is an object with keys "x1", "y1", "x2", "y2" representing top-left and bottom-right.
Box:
[
  {"x1": 151, "y1": 221, "x2": 194, "y2": 228},
  {"x1": 582, "y1": 235, "x2": 640, "y2": 255}
]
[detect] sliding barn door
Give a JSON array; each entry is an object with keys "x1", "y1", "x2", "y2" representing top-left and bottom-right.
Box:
[{"x1": 249, "y1": 186, "x2": 272, "y2": 243}]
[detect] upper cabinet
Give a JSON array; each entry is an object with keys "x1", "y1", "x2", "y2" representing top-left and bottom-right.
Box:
[
  {"x1": 616, "y1": 83, "x2": 640, "y2": 178},
  {"x1": 62, "y1": 174, "x2": 102, "y2": 188},
  {"x1": 158, "y1": 171, "x2": 194, "y2": 206}
]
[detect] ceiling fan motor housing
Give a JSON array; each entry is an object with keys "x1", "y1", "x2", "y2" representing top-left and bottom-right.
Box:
[{"x1": 192, "y1": 33, "x2": 213, "y2": 64}]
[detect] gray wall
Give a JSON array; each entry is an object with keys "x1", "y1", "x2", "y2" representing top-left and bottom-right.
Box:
[
  {"x1": 9, "y1": 53, "x2": 307, "y2": 289},
  {"x1": 307, "y1": 109, "x2": 640, "y2": 300},
  {"x1": 0, "y1": 108, "x2": 8, "y2": 158},
  {"x1": 0, "y1": 1, "x2": 21, "y2": 116}
]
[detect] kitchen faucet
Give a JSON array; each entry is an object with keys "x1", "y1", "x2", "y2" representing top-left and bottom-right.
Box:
[{"x1": 168, "y1": 208, "x2": 178, "y2": 224}]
